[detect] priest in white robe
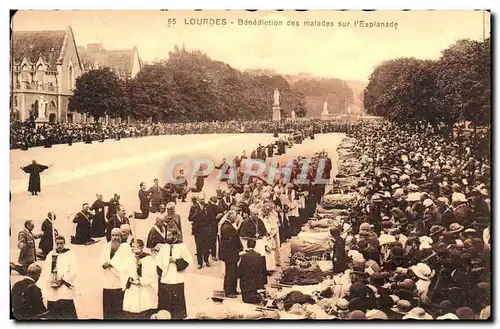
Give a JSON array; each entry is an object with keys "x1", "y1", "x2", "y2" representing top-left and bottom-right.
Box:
[
  {"x1": 41, "y1": 235, "x2": 78, "y2": 319},
  {"x1": 122, "y1": 239, "x2": 158, "y2": 319},
  {"x1": 99, "y1": 228, "x2": 133, "y2": 319}
]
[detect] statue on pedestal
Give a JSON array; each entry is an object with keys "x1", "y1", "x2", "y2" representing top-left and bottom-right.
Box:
[
  {"x1": 272, "y1": 89, "x2": 281, "y2": 121},
  {"x1": 273, "y1": 89, "x2": 280, "y2": 106},
  {"x1": 322, "y1": 100, "x2": 329, "y2": 116},
  {"x1": 35, "y1": 95, "x2": 49, "y2": 128},
  {"x1": 37, "y1": 95, "x2": 47, "y2": 119},
  {"x1": 291, "y1": 110, "x2": 296, "y2": 120}
]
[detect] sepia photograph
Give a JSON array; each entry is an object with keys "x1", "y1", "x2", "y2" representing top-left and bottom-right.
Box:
[{"x1": 9, "y1": 10, "x2": 491, "y2": 320}]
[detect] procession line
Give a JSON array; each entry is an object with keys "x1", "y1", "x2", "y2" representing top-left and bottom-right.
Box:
[{"x1": 10, "y1": 134, "x2": 249, "y2": 194}]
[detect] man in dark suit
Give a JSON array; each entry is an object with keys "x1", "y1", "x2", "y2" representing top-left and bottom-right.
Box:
[
  {"x1": 106, "y1": 194, "x2": 121, "y2": 220},
  {"x1": 106, "y1": 205, "x2": 130, "y2": 242},
  {"x1": 149, "y1": 179, "x2": 165, "y2": 213},
  {"x1": 188, "y1": 193, "x2": 211, "y2": 269},
  {"x1": 11, "y1": 263, "x2": 47, "y2": 319},
  {"x1": 238, "y1": 239, "x2": 267, "y2": 304},
  {"x1": 134, "y1": 182, "x2": 151, "y2": 219},
  {"x1": 219, "y1": 211, "x2": 243, "y2": 298}
]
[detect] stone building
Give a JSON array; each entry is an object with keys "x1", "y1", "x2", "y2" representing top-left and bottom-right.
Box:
[
  {"x1": 78, "y1": 43, "x2": 142, "y2": 80},
  {"x1": 11, "y1": 26, "x2": 84, "y2": 123}
]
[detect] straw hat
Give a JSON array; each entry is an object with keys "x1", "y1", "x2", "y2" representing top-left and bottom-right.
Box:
[
  {"x1": 419, "y1": 236, "x2": 433, "y2": 245},
  {"x1": 388, "y1": 295, "x2": 400, "y2": 304},
  {"x1": 437, "y1": 197, "x2": 449, "y2": 205},
  {"x1": 402, "y1": 307, "x2": 433, "y2": 320},
  {"x1": 336, "y1": 298, "x2": 350, "y2": 312},
  {"x1": 391, "y1": 300, "x2": 412, "y2": 315},
  {"x1": 451, "y1": 192, "x2": 467, "y2": 203},
  {"x1": 366, "y1": 309, "x2": 388, "y2": 320},
  {"x1": 379, "y1": 234, "x2": 396, "y2": 246},
  {"x1": 445, "y1": 223, "x2": 465, "y2": 234},
  {"x1": 422, "y1": 199, "x2": 435, "y2": 208},
  {"x1": 407, "y1": 192, "x2": 421, "y2": 202},
  {"x1": 411, "y1": 263, "x2": 435, "y2": 281},
  {"x1": 436, "y1": 313, "x2": 459, "y2": 320},
  {"x1": 151, "y1": 310, "x2": 172, "y2": 320},
  {"x1": 429, "y1": 225, "x2": 446, "y2": 238}
]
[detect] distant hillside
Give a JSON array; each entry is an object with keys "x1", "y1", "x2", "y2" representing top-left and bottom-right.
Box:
[{"x1": 242, "y1": 70, "x2": 359, "y2": 117}]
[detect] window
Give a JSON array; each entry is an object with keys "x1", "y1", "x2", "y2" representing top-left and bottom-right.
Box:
[
  {"x1": 21, "y1": 65, "x2": 31, "y2": 83},
  {"x1": 36, "y1": 65, "x2": 45, "y2": 84},
  {"x1": 68, "y1": 64, "x2": 74, "y2": 89}
]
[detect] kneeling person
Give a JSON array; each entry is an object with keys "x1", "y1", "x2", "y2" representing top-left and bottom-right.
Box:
[{"x1": 238, "y1": 239, "x2": 268, "y2": 305}]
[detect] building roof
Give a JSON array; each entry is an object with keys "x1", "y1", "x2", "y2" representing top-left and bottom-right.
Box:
[
  {"x1": 12, "y1": 30, "x2": 66, "y2": 69},
  {"x1": 80, "y1": 45, "x2": 138, "y2": 77}
]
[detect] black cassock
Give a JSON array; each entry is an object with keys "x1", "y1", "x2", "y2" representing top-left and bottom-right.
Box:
[
  {"x1": 238, "y1": 216, "x2": 267, "y2": 238},
  {"x1": 107, "y1": 198, "x2": 120, "y2": 220},
  {"x1": 146, "y1": 225, "x2": 166, "y2": 250},
  {"x1": 71, "y1": 211, "x2": 94, "y2": 245},
  {"x1": 106, "y1": 215, "x2": 130, "y2": 242},
  {"x1": 22, "y1": 163, "x2": 49, "y2": 193},
  {"x1": 39, "y1": 219, "x2": 58, "y2": 256},
  {"x1": 90, "y1": 200, "x2": 107, "y2": 238},
  {"x1": 11, "y1": 278, "x2": 47, "y2": 319}
]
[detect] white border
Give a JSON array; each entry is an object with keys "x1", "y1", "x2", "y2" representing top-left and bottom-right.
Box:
[{"x1": 1, "y1": 1, "x2": 498, "y2": 328}]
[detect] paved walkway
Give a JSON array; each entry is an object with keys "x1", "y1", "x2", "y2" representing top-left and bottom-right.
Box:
[{"x1": 9, "y1": 132, "x2": 344, "y2": 319}]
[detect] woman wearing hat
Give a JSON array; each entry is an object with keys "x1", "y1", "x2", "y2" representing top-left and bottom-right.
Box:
[
  {"x1": 451, "y1": 193, "x2": 473, "y2": 226},
  {"x1": 390, "y1": 299, "x2": 412, "y2": 320},
  {"x1": 443, "y1": 223, "x2": 465, "y2": 245},
  {"x1": 411, "y1": 263, "x2": 435, "y2": 304}
]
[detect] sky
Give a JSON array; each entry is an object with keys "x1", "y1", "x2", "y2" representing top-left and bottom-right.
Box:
[{"x1": 12, "y1": 10, "x2": 490, "y2": 82}]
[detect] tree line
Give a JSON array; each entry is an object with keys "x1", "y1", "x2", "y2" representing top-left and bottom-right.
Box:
[
  {"x1": 69, "y1": 46, "x2": 354, "y2": 123},
  {"x1": 363, "y1": 38, "x2": 490, "y2": 134}
]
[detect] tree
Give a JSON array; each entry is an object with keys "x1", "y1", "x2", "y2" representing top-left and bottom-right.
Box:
[
  {"x1": 69, "y1": 68, "x2": 128, "y2": 121},
  {"x1": 291, "y1": 78, "x2": 353, "y2": 117},
  {"x1": 435, "y1": 38, "x2": 490, "y2": 128},
  {"x1": 294, "y1": 98, "x2": 308, "y2": 117},
  {"x1": 363, "y1": 58, "x2": 439, "y2": 124}
]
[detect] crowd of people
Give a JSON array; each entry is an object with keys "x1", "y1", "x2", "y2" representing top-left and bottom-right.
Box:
[
  {"x1": 10, "y1": 118, "x2": 355, "y2": 150},
  {"x1": 257, "y1": 121, "x2": 490, "y2": 320},
  {"x1": 10, "y1": 129, "x2": 332, "y2": 319},
  {"x1": 10, "y1": 119, "x2": 491, "y2": 320}
]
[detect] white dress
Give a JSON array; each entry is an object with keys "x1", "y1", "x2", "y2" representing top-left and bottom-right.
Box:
[{"x1": 262, "y1": 212, "x2": 281, "y2": 270}]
